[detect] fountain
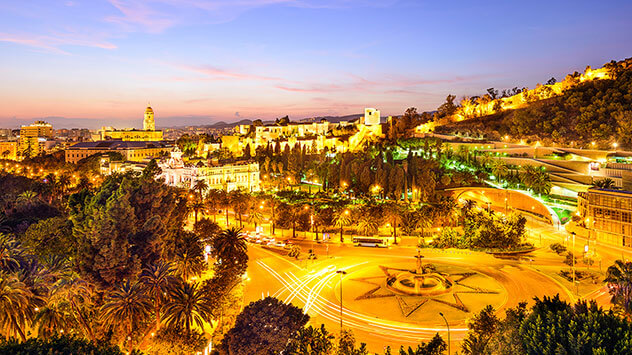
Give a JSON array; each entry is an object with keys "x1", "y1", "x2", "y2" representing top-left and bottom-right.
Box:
[
  {"x1": 351, "y1": 250, "x2": 501, "y2": 317},
  {"x1": 384, "y1": 250, "x2": 453, "y2": 296}
]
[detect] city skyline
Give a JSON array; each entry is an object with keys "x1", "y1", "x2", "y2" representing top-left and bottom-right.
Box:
[{"x1": 1, "y1": 0, "x2": 632, "y2": 128}]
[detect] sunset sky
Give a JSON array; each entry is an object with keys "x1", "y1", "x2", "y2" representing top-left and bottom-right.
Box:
[{"x1": 1, "y1": 0, "x2": 631, "y2": 128}]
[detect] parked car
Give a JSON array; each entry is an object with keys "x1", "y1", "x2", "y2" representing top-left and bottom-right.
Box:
[{"x1": 270, "y1": 240, "x2": 287, "y2": 248}]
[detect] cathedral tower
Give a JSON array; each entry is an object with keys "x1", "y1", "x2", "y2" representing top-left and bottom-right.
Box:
[{"x1": 143, "y1": 104, "x2": 155, "y2": 131}]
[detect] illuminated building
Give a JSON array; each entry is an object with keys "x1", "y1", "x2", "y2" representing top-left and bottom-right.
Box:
[
  {"x1": 18, "y1": 121, "x2": 53, "y2": 157},
  {"x1": 577, "y1": 188, "x2": 632, "y2": 247},
  {"x1": 99, "y1": 105, "x2": 163, "y2": 141},
  {"x1": 361, "y1": 108, "x2": 380, "y2": 126},
  {"x1": 65, "y1": 140, "x2": 173, "y2": 164},
  {"x1": 251, "y1": 120, "x2": 331, "y2": 141},
  {"x1": 159, "y1": 147, "x2": 260, "y2": 192},
  {"x1": 143, "y1": 105, "x2": 155, "y2": 131},
  {"x1": 225, "y1": 108, "x2": 384, "y2": 156},
  {"x1": 0, "y1": 141, "x2": 18, "y2": 160}
]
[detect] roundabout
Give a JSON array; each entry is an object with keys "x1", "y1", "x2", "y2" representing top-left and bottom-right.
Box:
[
  {"x1": 246, "y1": 244, "x2": 573, "y2": 351},
  {"x1": 341, "y1": 251, "x2": 507, "y2": 324}
]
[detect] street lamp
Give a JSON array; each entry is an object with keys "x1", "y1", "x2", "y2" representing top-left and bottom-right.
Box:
[
  {"x1": 336, "y1": 270, "x2": 347, "y2": 336},
  {"x1": 439, "y1": 312, "x2": 450, "y2": 355},
  {"x1": 571, "y1": 231, "x2": 576, "y2": 293}
]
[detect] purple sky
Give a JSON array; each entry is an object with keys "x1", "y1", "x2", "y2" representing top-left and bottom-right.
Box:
[{"x1": 1, "y1": 0, "x2": 631, "y2": 129}]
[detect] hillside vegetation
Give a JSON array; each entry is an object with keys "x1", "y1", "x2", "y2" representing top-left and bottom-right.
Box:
[{"x1": 435, "y1": 58, "x2": 632, "y2": 148}]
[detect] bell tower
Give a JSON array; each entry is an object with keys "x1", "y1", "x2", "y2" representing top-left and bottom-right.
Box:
[{"x1": 143, "y1": 104, "x2": 155, "y2": 131}]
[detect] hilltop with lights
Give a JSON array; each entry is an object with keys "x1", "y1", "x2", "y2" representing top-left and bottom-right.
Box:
[{"x1": 428, "y1": 57, "x2": 632, "y2": 149}]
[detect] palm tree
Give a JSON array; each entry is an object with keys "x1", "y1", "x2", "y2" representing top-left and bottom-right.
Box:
[
  {"x1": 490, "y1": 160, "x2": 509, "y2": 182},
  {"x1": 248, "y1": 204, "x2": 264, "y2": 230},
  {"x1": 75, "y1": 176, "x2": 92, "y2": 192},
  {"x1": 56, "y1": 174, "x2": 71, "y2": 198},
  {"x1": 15, "y1": 259, "x2": 48, "y2": 328},
  {"x1": 460, "y1": 199, "x2": 477, "y2": 224},
  {"x1": 192, "y1": 180, "x2": 208, "y2": 199},
  {"x1": 519, "y1": 165, "x2": 537, "y2": 188},
  {"x1": 50, "y1": 276, "x2": 96, "y2": 341},
  {"x1": 333, "y1": 208, "x2": 352, "y2": 242},
  {"x1": 218, "y1": 190, "x2": 231, "y2": 226},
  {"x1": 262, "y1": 195, "x2": 279, "y2": 235},
  {"x1": 16, "y1": 190, "x2": 39, "y2": 208},
  {"x1": 162, "y1": 280, "x2": 212, "y2": 337},
  {"x1": 0, "y1": 273, "x2": 31, "y2": 341},
  {"x1": 101, "y1": 280, "x2": 152, "y2": 350},
  {"x1": 280, "y1": 202, "x2": 302, "y2": 238},
  {"x1": 173, "y1": 233, "x2": 205, "y2": 282},
  {"x1": 604, "y1": 259, "x2": 632, "y2": 314},
  {"x1": 433, "y1": 196, "x2": 458, "y2": 227},
  {"x1": 212, "y1": 227, "x2": 247, "y2": 272},
  {"x1": 191, "y1": 200, "x2": 205, "y2": 223},
  {"x1": 229, "y1": 190, "x2": 250, "y2": 227},
  {"x1": 0, "y1": 235, "x2": 23, "y2": 273},
  {"x1": 417, "y1": 206, "x2": 434, "y2": 238},
  {"x1": 593, "y1": 178, "x2": 617, "y2": 189},
  {"x1": 384, "y1": 202, "x2": 403, "y2": 244},
  {"x1": 531, "y1": 169, "x2": 552, "y2": 196},
  {"x1": 358, "y1": 214, "x2": 378, "y2": 237},
  {"x1": 34, "y1": 305, "x2": 74, "y2": 338},
  {"x1": 139, "y1": 261, "x2": 178, "y2": 331},
  {"x1": 43, "y1": 174, "x2": 57, "y2": 203},
  {"x1": 205, "y1": 189, "x2": 222, "y2": 222}
]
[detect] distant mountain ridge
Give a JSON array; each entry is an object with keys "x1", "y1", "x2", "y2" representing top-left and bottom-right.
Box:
[{"x1": 167, "y1": 113, "x2": 367, "y2": 130}]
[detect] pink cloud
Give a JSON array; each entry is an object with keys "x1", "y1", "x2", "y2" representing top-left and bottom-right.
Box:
[
  {"x1": 274, "y1": 73, "x2": 492, "y2": 94},
  {"x1": 274, "y1": 84, "x2": 343, "y2": 93},
  {"x1": 104, "y1": 0, "x2": 393, "y2": 33},
  {"x1": 106, "y1": 0, "x2": 175, "y2": 33},
  {"x1": 171, "y1": 63, "x2": 281, "y2": 82},
  {"x1": 0, "y1": 32, "x2": 117, "y2": 54},
  {"x1": 191, "y1": 65, "x2": 280, "y2": 81}
]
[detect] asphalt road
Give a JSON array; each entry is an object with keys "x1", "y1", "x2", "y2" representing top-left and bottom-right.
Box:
[{"x1": 243, "y1": 239, "x2": 576, "y2": 352}]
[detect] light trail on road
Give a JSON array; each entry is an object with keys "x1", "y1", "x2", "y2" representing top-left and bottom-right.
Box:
[{"x1": 255, "y1": 259, "x2": 468, "y2": 343}]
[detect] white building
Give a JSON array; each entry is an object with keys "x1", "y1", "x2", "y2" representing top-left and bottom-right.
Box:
[
  {"x1": 159, "y1": 148, "x2": 260, "y2": 192},
  {"x1": 362, "y1": 108, "x2": 380, "y2": 126}
]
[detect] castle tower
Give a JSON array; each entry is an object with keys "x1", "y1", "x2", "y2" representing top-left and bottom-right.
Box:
[
  {"x1": 143, "y1": 104, "x2": 155, "y2": 131},
  {"x1": 363, "y1": 108, "x2": 380, "y2": 126}
]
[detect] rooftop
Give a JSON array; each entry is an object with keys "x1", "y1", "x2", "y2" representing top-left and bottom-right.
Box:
[{"x1": 69, "y1": 140, "x2": 172, "y2": 150}]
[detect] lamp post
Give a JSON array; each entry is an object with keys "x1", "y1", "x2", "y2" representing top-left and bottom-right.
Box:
[
  {"x1": 571, "y1": 231, "x2": 576, "y2": 294},
  {"x1": 336, "y1": 270, "x2": 347, "y2": 336},
  {"x1": 439, "y1": 312, "x2": 450, "y2": 355}
]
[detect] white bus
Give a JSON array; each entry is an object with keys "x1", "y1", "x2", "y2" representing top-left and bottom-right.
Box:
[{"x1": 352, "y1": 236, "x2": 388, "y2": 247}]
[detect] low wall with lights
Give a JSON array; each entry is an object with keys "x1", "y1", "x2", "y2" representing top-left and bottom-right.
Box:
[{"x1": 451, "y1": 187, "x2": 553, "y2": 224}]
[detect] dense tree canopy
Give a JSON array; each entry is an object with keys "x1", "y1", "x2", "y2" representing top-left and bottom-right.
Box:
[{"x1": 220, "y1": 297, "x2": 309, "y2": 355}]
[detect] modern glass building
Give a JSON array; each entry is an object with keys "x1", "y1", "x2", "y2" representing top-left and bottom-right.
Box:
[{"x1": 578, "y1": 187, "x2": 632, "y2": 247}]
